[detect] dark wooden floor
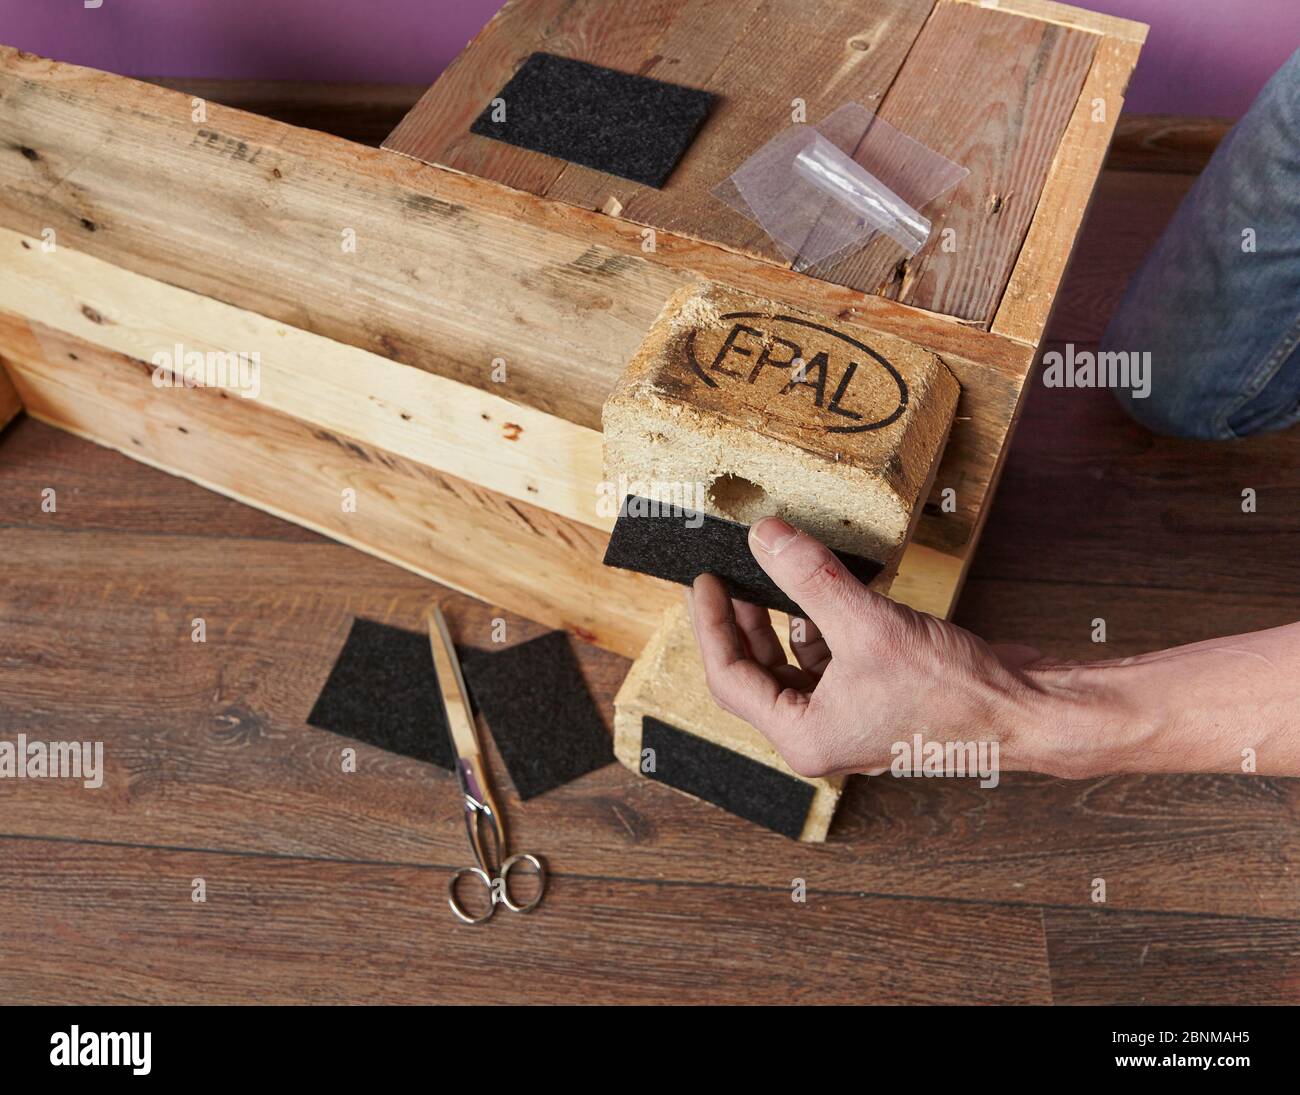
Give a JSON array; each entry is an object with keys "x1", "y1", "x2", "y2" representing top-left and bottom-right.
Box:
[{"x1": 2, "y1": 150, "x2": 1298, "y2": 1004}]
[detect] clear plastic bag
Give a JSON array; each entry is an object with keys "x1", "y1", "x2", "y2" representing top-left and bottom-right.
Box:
[{"x1": 713, "y1": 103, "x2": 969, "y2": 271}]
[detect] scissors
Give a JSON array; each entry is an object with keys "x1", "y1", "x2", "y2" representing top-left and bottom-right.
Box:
[{"x1": 426, "y1": 603, "x2": 546, "y2": 925}]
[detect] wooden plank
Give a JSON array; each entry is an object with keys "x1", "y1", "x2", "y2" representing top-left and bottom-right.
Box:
[
  {"x1": 992, "y1": 37, "x2": 1141, "y2": 343},
  {"x1": 0, "y1": 225, "x2": 609, "y2": 537},
  {"x1": 385, "y1": 0, "x2": 692, "y2": 195},
  {"x1": 385, "y1": 0, "x2": 937, "y2": 268},
  {"x1": 0, "y1": 838, "x2": 1052, "y2": 1004},
  {"x1": 1045, "y1": 909, "x2": 1300, "y2": 1005},
  {"x1": 813, "y1": 1, "x2": 1098, "y2": 324},
  {"x1": 955, "y1": 0, "x2": 1149, "y2": 42},
  {"x1": 0, "y1": 44, "x2": 1036, "y2": 558},
  {"x1": 545, "y1": 0, "x2": 937, "y2": 261},
  {"x1": 0, "y1": 313, "x2": 677, "y2": 658}
]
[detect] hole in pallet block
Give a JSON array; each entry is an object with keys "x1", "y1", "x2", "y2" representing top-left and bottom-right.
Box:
[{"x1": 707, "y1": 474, "x2": 769, "y2": 524}]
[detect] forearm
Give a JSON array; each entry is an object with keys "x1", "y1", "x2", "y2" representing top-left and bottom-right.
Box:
[{"x1": 1016, "y1": 622, "x2": 1300, "y2": 778}]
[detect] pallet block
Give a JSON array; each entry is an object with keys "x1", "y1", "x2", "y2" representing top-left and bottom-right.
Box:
[
  {"x1": 614, "y1": 604, "x2": 843, "y2": 841},
  {"x1": 603, "y1": 282, "x2": 958, "y2": 578}
]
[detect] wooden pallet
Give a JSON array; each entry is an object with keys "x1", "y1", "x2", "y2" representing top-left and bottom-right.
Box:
[{"x1": 0, "y1": 0, "x2": 1145, "y2": 652}]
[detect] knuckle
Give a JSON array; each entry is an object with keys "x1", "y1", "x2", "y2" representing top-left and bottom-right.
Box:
[
  {"x1": 702, "y1": 667, "x2": 737, "y2": 713},
  {"x1": 792, "y1": 554, "x2": 848, "y2": 600}
]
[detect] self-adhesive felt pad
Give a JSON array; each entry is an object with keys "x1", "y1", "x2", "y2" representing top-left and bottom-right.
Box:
[
  {"x1": 641, "y1": 716, "x2": 815, "y2": 839},
  {"x1": 469, "y1": 52, "x2": 715, "y2": 188},
  {"x1": 307, "y1": 617, "x2": 454, "y2": 770},
  {"x1": 461, "y1": 630, "x2": 614, "y2": 799},
  {"x1": 602, "y1": 495, "x2": 883, "y2": 617}
]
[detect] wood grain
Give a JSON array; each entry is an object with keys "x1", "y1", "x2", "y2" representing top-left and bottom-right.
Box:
[
  {"x1": 954, "y1": 0, "x2": 1147, "y2": 42},
  {"x1": 1045, "y1": 909, "x2": 1300, "y2": 1005},
  {"x1": 0, "y1": 838, "x2": 1053, "y2": 1004},
  {"x1": 545, "y1": 0, "x2": 937, "y2": 260},
  {"x1": 0, "y1": 225, "x2": 610, "y2": 537},
  {"x1": 1, "y1": 314, "x2": 678, "y2": 657},
  {"x1": 812, "y1": 2, "x2": 1098, "y2": 324},
  {"x1": 0, "y1": 301, "x2": 963, "y2": 625},
  {"x1": 1045, "y1": 172, "x2": 1195, "y2": 343},
  {"x1": 992, "y1": 37, "x2": 1140, "y2": 344},
  {"x1": 963, "y1": 351, "x2": 1300, "y2": 604},
  {"x1": 0, "y1": 463, "x2": 1294, "y2": 922},
  {"x1": 385, "y1": 0, "x2": 936, "y2": 268},
  {"x1": 0, "y1": 43, "x2": 1042, "y2": 557},
  {"x1": 1109, "y1": 113, "x2": 1230, "y2": 174},
  {"x1": 384, "y1": 0, "x2": 1125, "y2": 329}
]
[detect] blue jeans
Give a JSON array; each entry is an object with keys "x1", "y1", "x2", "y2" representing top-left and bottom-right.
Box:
[{"x1": 1103, "y1": 48, "x2": 1300, "y2": 440}]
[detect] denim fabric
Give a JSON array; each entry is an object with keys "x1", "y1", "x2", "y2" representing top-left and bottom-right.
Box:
[{"x1": 1103, "y1": 48, "x2": 1300, "y2": 440}]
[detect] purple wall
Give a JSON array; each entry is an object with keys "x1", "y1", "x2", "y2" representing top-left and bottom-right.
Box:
[{"x1": 1, "y1": 0, "x2": 1296, "y2": 117}]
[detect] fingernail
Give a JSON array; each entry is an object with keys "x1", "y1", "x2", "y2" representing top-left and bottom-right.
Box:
[{"x1": 750, "y1": 516, "x2": 797, "y2": 554}]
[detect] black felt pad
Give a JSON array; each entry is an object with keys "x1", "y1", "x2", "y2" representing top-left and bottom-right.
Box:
[
  {"x1": 461, "y1": 630, "x2": 614, "y2": 799},
  {"x1": 641, "y1": 716, "x2": 814, "y2": 840},
  {"x1": 602, "y1": 495, "x2": 884, "y2": 617},
  {"x1": 469, "y1": 52, "x2": 715, "y2": 188},
  {"x1": 307, "y1": 617, "x2": 454, "y2": 770}
]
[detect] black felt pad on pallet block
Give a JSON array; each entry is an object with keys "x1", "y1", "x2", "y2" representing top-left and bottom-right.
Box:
[
  {"x1": 470, "y1": 52, "x2": 715, "y2": 188},
  {"x1": 307, "y1": 617, "x2": 457, "y2": 769},
  {"x1": 461, "y1": 630, "x2": 614, "y2": 800},
  {"x1": 601, "y1": 495, "x2": 884, "y2": 617},
  {"x1": 641, "y1": 716, "x2": 815, "y2": 840}
]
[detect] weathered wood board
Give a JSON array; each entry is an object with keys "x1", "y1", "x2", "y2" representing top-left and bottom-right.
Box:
[{"x1": 385, "y1": 0, "x2": 1101, "y2": 325}]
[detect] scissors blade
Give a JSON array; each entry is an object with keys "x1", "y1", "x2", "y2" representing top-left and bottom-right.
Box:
[{"x1": 425, "y1": 602, "x2": 505, "y2": 874}]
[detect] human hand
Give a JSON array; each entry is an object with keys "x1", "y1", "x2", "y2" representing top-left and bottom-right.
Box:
[{"x1": 685, "y1": 516, "x2": 1074, "y2": 779}]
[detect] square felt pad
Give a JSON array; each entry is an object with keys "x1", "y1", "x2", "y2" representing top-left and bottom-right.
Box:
[
  {"x1": 307, "y1": 618, "x2": 454, "y2": 770},
  {"x1": 602, "y1": 495, "x2": 883, "y2": 617},
  {"x1": 641, "y1": 716, "x2": 814, "y2": 840},
  {"x1": 461, "y1": 630, "x2": 614, "y2": 799},
  {"x1": 469, "y1": 52, "x2": 715, "y2": 188}
]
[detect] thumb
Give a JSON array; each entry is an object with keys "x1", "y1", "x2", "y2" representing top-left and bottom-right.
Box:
[{"x1": 748, "y1": 517, "x2": 875, "y2": 641}]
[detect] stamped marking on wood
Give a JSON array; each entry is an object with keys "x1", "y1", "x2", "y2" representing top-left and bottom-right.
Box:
[{"x1": 683, "y1": 312, "x2": 909, "y2": 433}]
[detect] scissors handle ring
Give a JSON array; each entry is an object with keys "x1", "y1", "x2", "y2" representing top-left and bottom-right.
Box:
[
  {"x1": 447, "y1": 865, "x2": 496, "y2": 925},
  {"x1": 499, "y1": 853, "x2": 546, "y2": 914}
]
